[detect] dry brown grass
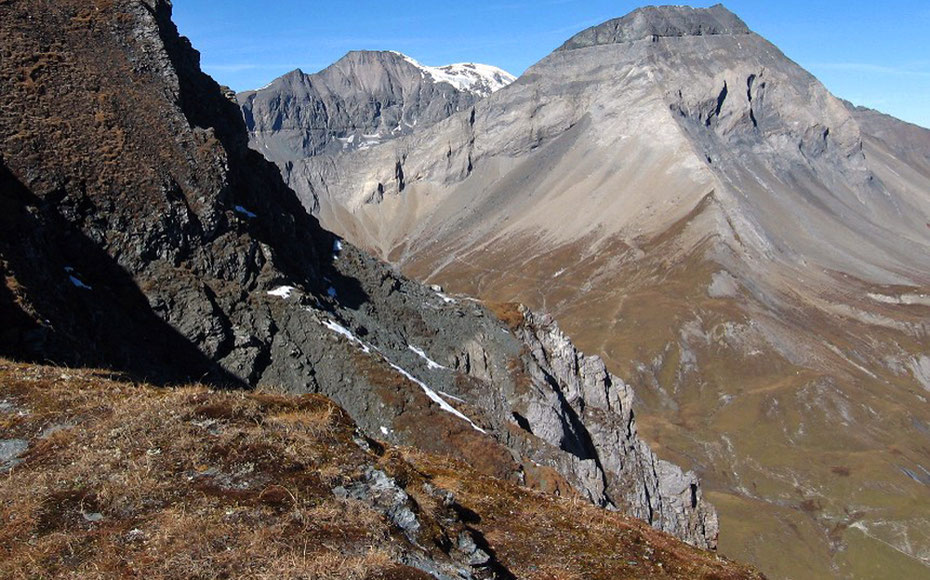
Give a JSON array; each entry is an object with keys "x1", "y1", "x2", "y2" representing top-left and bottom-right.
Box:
[
  {"x1": 0, "y1": 358, "x2": 761, "y2": 579},
  {"x1": 484, "y1": 301, "x2": 526, "y2": 331},
  {"x1": 401, "y1": 450, "x2": 764, "y2": 580},
  {"x1": 0, "y1": 359, "x2": 398, "y2": 579}
]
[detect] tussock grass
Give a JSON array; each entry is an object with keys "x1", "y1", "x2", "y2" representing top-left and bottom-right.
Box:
[
  {"x1": 0, "y1": 359, "x2": 761, "y2": 579},
  {"x1": 0, "y1": 360, "x2": 394, "y2": 579}
]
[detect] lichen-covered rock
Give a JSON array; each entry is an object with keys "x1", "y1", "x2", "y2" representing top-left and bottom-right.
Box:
[{"x1": 334, "y1": 468, "x2": 421, "y2": 540}]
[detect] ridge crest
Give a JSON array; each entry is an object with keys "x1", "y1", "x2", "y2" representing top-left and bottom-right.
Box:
[{"x1": 558, "y1": 4, "x2": 751, "y2": 51}]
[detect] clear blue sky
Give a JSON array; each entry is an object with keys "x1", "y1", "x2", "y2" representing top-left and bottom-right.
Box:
[{"x1": 173, "y1": 1, "x2": 930, "y2": 128}]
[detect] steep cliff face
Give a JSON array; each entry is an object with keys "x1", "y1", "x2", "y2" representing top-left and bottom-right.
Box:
[
  {"x1": 514, "y1": 309, "x2": 717, "y2": 545},
  {"x1": 309, "y1": 247, "x2": 720, "y2": 548},
  {"x1": 0, "y1": 0, "x2": 718, "y2": 553}
]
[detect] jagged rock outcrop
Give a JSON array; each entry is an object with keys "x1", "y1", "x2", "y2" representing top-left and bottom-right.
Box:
[
  {"x1": 513, "y1": 309, "x2": 717, "y2": 545},
  {"x1": 0, "y1": 0, "x2": 717, "y2": 553}
]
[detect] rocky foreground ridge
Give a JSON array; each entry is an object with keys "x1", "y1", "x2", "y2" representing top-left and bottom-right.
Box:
[{"x1": 0, "y1": 0, "x2": 725, "y2": 570}]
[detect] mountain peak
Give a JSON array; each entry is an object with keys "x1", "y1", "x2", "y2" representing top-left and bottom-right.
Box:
[
  {"x1": 340, "y1": 49, "x2": 408, "y2": 63},
  {"x1": 269, "y1": 50, "x2": 515, "y2": 98},
  {"x1": 558, "y1": 4, "x2": 750, "y2": 51}
]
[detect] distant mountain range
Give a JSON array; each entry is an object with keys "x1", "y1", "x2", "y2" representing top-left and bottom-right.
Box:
[{"x1": 239, "y1": 4, "x2": 930, "y2": 579}]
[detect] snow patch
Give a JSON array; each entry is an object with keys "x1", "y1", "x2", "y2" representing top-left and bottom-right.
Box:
[
  {"x1": 267, "y1": 286, "x2": 296, "y2": 299},
  {"x1": 69, "y1": 275, "x2": 92, "y2": 290},
  {"x1": 65, "y1": 267, "x2": 91, "y2": 290},
  {"x1": 320, "y1": 318, "x2": 483, "y2": 434},
  {"x1": 409, "y1": 345, "x2": 448, "y2": 370},
  {"x1": 387, "y1": 361, "x2": 486, "y2": 433},
  {"x1": 323, "y1": 320, "x2": 371, "y2": 354},
  {"x1": 234, "y1": 205, "x2": 257, "y2": 219},
  {"x1": 438, "y1": 391, "x2": 465, "y2": 403},
  {"x1": 433, "y1": 288, "x2": 456, "y2": 304},
  {"x1": 389, "y1": 52, "x2": 516, "y2": 96}
]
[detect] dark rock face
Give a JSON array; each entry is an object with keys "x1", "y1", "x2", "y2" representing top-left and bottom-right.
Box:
[
  {"x1": 4, "y1": 0, "x2": 327, "y2": 379},
  {"x1": 0, "y1": 0, "x2": 717, "y2": 549},
  {"x1": 558, "y1": 4, "x2": 750, "y2": 50},
  {"x1": 0, "y1": 0, "x2": 331, "y2": 384}
]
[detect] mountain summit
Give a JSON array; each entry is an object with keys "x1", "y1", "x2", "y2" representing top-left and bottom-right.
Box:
[
  {"x1": 558, "y1": 4, "x2": 750, "y2": 49},
  {"x1": 246, "y1": 4, "x2": 930, "y2": 578}
]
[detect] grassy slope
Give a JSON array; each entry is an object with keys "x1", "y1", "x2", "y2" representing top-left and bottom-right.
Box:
[{"x1": 0, "y1": 359, "x2": 761, "y2": 579}]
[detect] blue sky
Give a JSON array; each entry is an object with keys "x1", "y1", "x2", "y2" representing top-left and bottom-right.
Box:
[{"x1": 173, "y1": 1, "x2": 930, "y2": 128}]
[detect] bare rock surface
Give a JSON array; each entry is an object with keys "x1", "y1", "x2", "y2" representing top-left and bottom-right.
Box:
[
  {"x1": 557, "y1": 4, "x2": 750, "y2": 50},
  {"x1": 0, "y1": 439, "x2": 28, "y2": 471},
  {"x1": 514, "y1": 309, "x2": 717, "y2": 544}
]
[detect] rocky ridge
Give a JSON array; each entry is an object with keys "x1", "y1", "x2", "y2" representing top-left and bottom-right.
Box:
[
  {"x1": 0, "y1": 0, "x2": 717, "y2": 558},
  {"x1": 515, "y1": 309, "x2": 717, "y2": 543},
  {"x1": 557, "y1": 4, "x2": 750, "y2": 50}
]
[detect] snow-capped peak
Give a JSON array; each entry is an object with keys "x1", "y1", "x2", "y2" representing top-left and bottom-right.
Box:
[
  {"x1": 390, "y1": 52, "x2": 515, "y2": 97},
  {"x1": 432, "y1": 63, "x2": 516, "y2": 96}
]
